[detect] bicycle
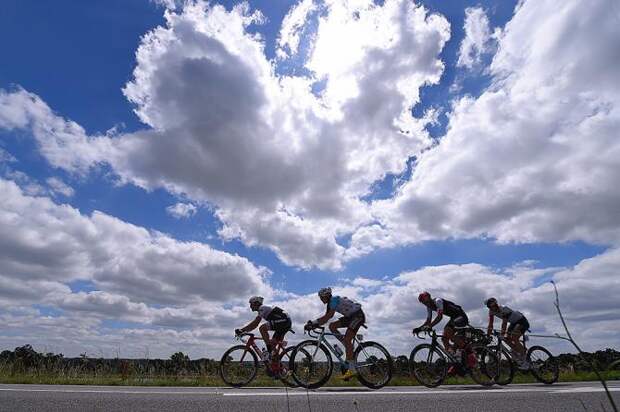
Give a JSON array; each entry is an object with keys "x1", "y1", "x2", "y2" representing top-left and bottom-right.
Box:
[
  {"x1": 219, "y1": 330, "x2": 298, "y2": 387},
  {"x1": 409, "y1": 326, "x2": 496, "y2": 388},
  {"x1": 289, "y1": 324, "x2": 393, "y2": 389},
  {"x1": 486, "y1": 330, "x2": 559, "y2": 385}
]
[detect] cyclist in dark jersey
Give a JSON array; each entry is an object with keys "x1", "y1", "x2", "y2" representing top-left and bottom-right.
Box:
[
  {"x1": 414, "y1": 292, "x2": 469, "y2": 353},
  {"x1": 236, "y1": 296, "x2": 292, "y2": 359},
  {"x1": 485, "y1": 297, "x2": 530, "y2": 368}
]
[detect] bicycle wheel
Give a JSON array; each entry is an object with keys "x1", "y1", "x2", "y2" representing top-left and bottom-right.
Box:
[
  {"x1": 528, "y1": 345, "x2": 559, "y2": 384},
  {"x1": 468, "y1": 345, "x2": 496, "y2": 387},
  {"x1": 290, "y1": 340, "x2": 333, "y2": 389},
  {"x1": 354, "y1": 341, "x2": 393, "y2": 389},
  {"x1": 485, "y1": 347, "x2": 515, "y2": 385},
  {"x1": 219, "y1": 345, "x2": 258, "y2": 387},
  {"x1": 278, "y1": 346, "x2": 307, "y2": 387},
  {"x1": 409, "y1": 343, "x2": 447, "y2": 388}
]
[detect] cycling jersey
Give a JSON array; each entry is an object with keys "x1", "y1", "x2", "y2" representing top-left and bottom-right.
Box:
[
  {"x1": 428, "y1": 298, "x2": 464, "y2": 319},
  {"x1": 488, "y1": 305, "x2": 524, "y2": 324},
  {"x1": 257, "y1": 305, "x2": 289, "y2": 322},
  {"x1": 328, "y1": 296, "x2": 362, "y2": 317}
]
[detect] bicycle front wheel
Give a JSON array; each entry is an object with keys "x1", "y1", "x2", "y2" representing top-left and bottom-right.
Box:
[
  {"x1": 219, "y1": 345, "x2": 258, "y2": 387},
  {"x1": 278, "y1": 346, "x2": 309, "y2": 387},
  {"x1": 468, "y1": 345, "x2": 496, "y2": 387},
  {"x1": 354, "y1": 341, "x2": 393, "y2": 389},
  {"x1": 528, "y1": 345, "x2": 559, "y2": 384},
  {"x1": 290, "y1": 340, "x2": 333, "y2": 389},
  {"x1": 409, "y1": 343, "x2": 447, "y2": 388}
]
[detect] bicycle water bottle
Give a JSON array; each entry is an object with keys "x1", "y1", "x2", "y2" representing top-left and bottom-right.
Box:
[{"x1": 334, "y1": 345, "x2": 344, "y2": 357}]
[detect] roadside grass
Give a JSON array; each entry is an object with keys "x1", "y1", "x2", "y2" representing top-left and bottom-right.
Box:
[{"x1": 1, "y1": 370, "x2": 618, "y2": 387}]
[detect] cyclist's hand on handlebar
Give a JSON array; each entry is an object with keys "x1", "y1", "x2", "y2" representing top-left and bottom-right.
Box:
[{"x1": 235, "y1": 328, "x2": 242, "y2": 336}]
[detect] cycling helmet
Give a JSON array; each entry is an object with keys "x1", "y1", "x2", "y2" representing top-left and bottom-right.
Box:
[
  {"x1": 418, "y1": 291, "x2": 431, "y2": 302},
  {"x1": 484, "y1": 297, "x2": 497, "y2": 308},
  {"x1": 318, "y1": 287, "x2": 332, "y2": 298},
  {"x1": 249, "y1": 296, "x2": 264, "y2": 305}
]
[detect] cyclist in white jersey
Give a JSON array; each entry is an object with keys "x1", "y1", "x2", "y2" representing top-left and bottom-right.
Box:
[
  {"x1": 485, "y1": 297, "x2": 530, "y2": 367},
  {"x1": 236, "y1": 296, "x2": 292, "y2": 359},
  {"x1": 306, "y1": 287, "x2": 365, "y2": 381}
]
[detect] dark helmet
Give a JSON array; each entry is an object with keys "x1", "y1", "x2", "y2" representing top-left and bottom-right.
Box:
[
  {"x1": 418, "y1": 291, "x2": 431, "y2": 302},
  {"x1": 484, "y1": 297, "x2": 497, "y2": 308}
]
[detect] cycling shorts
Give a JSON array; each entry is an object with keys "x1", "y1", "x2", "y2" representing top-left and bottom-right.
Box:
[
  {"x1": 267, "y1": 317, "x2": 292, "y2": 340},
  {"x1": 446, "y1": 313, "x2": 469, "y2": 329},
  {"x1": 508, "y1": 317, "x2": 530, "y2": 334},
  {"x1": 338, "y1": 310, "x2": 366, "y2": 331}
]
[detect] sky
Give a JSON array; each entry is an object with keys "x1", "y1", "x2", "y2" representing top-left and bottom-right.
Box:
[{"x1": 0, "y1": 0, "x2": 619, "y2": 359}]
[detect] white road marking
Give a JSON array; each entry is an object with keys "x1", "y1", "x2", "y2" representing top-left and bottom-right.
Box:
[{"x1": 0, "y1": 388, "x2": 222, "y2": 395}]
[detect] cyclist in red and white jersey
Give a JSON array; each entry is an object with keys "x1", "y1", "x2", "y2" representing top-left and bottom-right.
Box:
[
  {"x1": 414, "y1": 291, "x2": 469, "y2": 353},
  {"x1": 236, "y1": 296, "x2": 292, "y2": 360}
]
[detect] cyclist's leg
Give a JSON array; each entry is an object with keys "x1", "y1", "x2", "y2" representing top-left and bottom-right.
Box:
[
  {"x1": 259, "y1": 322, "x2": 273, "y2": 352},
  {"x1": 443, "y1": 322, "x2": 455, "y2": 352},
  {"x1": 507, "y1": 322, "x2": 526, "y2": 357},
  {"x1": 343, "y1": 311, "x2": 365, "y2": 365},
  {"x1": 329, "y1": 318, "x2": 345, "y2": 341},
  {"x1": 452, "y1": 315, "x2": 468, "y2": 350}
]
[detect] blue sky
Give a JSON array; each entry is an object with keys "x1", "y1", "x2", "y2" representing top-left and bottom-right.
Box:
[{"x1": 0, "y1": 0, "x2": 618, "y2": 357}]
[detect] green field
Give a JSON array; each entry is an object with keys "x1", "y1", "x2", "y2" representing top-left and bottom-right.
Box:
[{"x1": 1, "y1": 370, "x2": 618, "y2": 387}]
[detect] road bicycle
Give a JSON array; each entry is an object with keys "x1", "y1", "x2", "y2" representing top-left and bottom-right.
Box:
[
  {"x1": 409, "y1": 326, "x2": 496, "y2": 388},
  {"x1": 289, "y1": 324, "x2": 393, "y2": 389},
  {"x1": 219, "y1": 331, "x2": 298, "y2": 387},
  {"x1": 485, "y1": 330, "x2": 559, "y2": 385}
]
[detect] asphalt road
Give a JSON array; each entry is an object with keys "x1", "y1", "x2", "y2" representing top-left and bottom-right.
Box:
[{"x1": 1, "y1": 381, "x2": 618, "y2": 412}]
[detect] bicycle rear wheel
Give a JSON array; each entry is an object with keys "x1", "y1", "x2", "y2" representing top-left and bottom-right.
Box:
[
  {"x1": 354, "y1": 341, "x2": 393, "y2": 389},
  {"x1": 528, "y1": 345, "x2": 559, "y2": 384},
  {"x1": 290, "y1": 340, "x2": 333, "y2": 389},
  {"x1": 219, "y1": 345, "x2": 258, "y2": 387},
  {"x1": 409, "y1": 343, "x2": 447, "y2": 388}
]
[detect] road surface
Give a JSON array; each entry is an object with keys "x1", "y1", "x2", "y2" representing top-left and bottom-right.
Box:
[{"x1": 1, "y1": 381, "x2": 618, "y2": 411}]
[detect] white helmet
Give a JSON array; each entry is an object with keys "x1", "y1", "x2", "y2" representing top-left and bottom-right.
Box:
[
  {"x1": 249, "y1": 296, "x2": 264, "y2": 305},
  {"x1": 318, "y1": 287, "x2": 332, "y2": 298}
]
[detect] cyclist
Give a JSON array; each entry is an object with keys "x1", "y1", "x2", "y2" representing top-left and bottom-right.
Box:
[
  {"x1": 236, "y1": 296, "x2": 292, "y2": 360},
  {"x1": 413, "y1": 292, "x2": 469, "y2": 354},
  {"x1": 485, "y1": 297, "x2": 530, "y2": 368},
  {"x1": 306, "y1": 287, "x2": 365, "y2": 381}
]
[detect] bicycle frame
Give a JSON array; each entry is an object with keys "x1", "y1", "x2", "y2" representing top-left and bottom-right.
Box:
[
  {"x1": 237, "y1": 333, "x2": 287, "y2": 371},
  {"x1": 416, "y1": 329, "x2": 460, "y2": 364},
  {"x1": 306, "y1": 326, "x2": 365, "y2": 368}
]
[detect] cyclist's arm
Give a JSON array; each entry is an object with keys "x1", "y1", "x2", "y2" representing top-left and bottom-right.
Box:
[
  {"x1": 315, "y1": 308, "x2": 336, "y2": 326},
  {"x1": 500, "y1": 319, "x2": 508, "y2": 336},
  {"x1": 429, "y1": 310, "x2": 443, "y2": 328},
  {"x1": 240, "y1": 316, "x2": 261, "y2": 332},
  {"x1": 487, "y1": 312, "x2": 494, "y2": 336}
]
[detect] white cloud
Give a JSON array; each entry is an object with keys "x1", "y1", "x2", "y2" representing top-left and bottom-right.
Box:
[
  {"x1": 277, "y1": 0, "x2": 316, "y2": 59},
  {"x1": 1, "y1": 0, "x2": 619, "y2": 274},
  {"x1": 46, "y1": 177, "x2": 74, "y2": 197},
  {"x1": 0, "y1": 147, "x2": 16, "y2": 163},
  {"x1": 0, "y1": 178, "x2": 270, "y2": 305},
  {"x1": 0, "y1": 88, "x2": 111, "y2": 173},
  {"x1": 0, "y1": 1, "x2": 449, "y2": 270},
  {"x1": 363, "y1": 0, "x2": 620, "y2": 255},
  {"x1": 166, "y1": 202, "x2": 197, "y2": 219},
  {"x1": 457, "y1": 7, "x2": 494, "y2": 69}
]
